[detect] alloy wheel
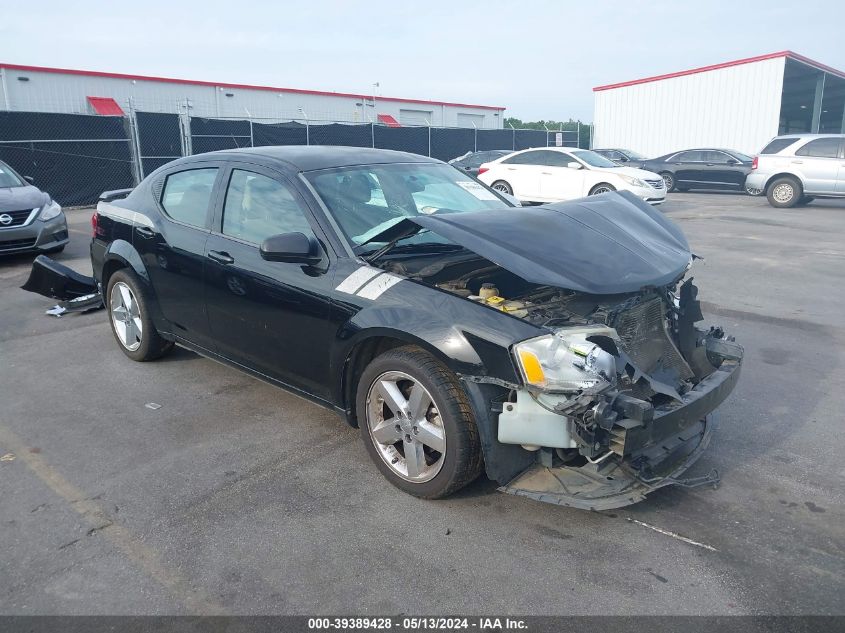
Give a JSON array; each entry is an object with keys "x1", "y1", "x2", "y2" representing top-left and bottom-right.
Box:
[
  {"x1": 591, "y1": 186, "x2": 613, "y2": 195},
  {"x1": 492, "y1": 182, "x2": 512, "y2": 195},
  {"x1": 110, "y1": 281, "x2": 143, "y2": 351},
  {"x1": 662, "y1": 173, "x2": 674, "y2": 191},
  {"x1": 366, "y1": 371, "x2": 446, "y2": 483}
]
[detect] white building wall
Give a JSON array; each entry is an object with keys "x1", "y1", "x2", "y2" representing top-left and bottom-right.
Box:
[
  {"x1": 593, "y1": 56, "x2": 786, "y2": 156},
  {"x1": 0, "y1": 67, "x2": 504, "y2": 128}
]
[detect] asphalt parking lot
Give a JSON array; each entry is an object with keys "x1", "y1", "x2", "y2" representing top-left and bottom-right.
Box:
[{"x1": 1, "y1": 193, "x2": 843, "y2": 616}]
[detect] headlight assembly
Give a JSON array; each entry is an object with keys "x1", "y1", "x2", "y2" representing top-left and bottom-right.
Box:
[
  {"x1": 38, "y1": 200, "x2": 63, "y2": 222},
  {"x1": 619, "y1": 174, "x2": 648, "y2": 188},
  {"x1": 514, "y1": 326, "x2": 618, "y2": 393}
]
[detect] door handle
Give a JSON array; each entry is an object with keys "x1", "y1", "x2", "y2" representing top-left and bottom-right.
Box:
[
  {"x1": 506, "y1": 167, "x2": 516, "y2": 171},
  {"x1": 541, "y1": 172, "x2": 553, "y2": 175},
  {"x1": 136, "y1": 226, "x2": 155, "y2": 239},
  {"x1": 207, "y1": 250, "x2": 234, "y2": 265},
  {"x1": 791, "y1": 160, "x2": 803, "y2": 165}
]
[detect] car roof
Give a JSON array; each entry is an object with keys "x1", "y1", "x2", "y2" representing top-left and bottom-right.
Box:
[
  {"x1": 772, "y1": 133, "x2": 844, "y2": 139},
  {"x1": 166, "y1": 145, "x2": 439, "y2": 172}
]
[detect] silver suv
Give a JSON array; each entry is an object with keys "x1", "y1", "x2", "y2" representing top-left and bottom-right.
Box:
[{"x1": 745, "y1": 134, "x2": 845, "y2": 208}]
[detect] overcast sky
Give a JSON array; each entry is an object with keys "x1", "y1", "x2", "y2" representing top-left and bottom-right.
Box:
[{"x1": 2, "y1": 0, "x2": 844, "y2": 121}]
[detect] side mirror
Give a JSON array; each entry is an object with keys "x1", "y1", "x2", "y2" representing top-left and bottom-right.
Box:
[
  {"x1": 260, "y1": 232, "x2": 321, "y2": 264},
  {"x1": 24, "y1": 175, "x2": 35, "y2": 183},
  {"x1": 567, "y1": 162, "x2": 583, "y2": 170}
]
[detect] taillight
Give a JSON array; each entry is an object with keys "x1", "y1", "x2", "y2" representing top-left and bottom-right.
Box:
[
  {"x1": 751, "y1": 156, "x2": 758, "y2": 170},
  {"x1": 91, "y1": 212, "x2": 99, "y2": 237},
  {"x1": 478, "y1": 166, "x2": 489, "y2": 175}
]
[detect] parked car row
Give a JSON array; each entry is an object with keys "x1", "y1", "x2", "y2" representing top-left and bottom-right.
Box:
[{"x1": 594, "y1": 133, "x2": 845, "y2": 208}]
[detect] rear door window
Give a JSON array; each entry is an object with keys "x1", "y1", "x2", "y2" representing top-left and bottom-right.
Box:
[
  {"x1": 795, "y1": 138, "x2": 842, "y2": 158},
  {"x1": 160, "y1": 168, "x2": 218, "y2": 228},
  {"x1": 674, "y1": 151, "x2": 704, "y2": 162},
  {"x1": 760, "y1": 138, "x2": 799, "y2": 154},
  {"x1": 503, "y1": 151, "x2": 544, "y2": 165}
]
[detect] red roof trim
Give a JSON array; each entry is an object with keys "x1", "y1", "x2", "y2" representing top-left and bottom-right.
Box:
[
  {"x1": 1, "y1": 62, "x2": 506, "y2": 111},
  {"x1": 593, "y1": 50, "x2": 845, "y2": 91},
  {"x1": 377, "y1": 114, "x2": 401, "y2": 127},
  {"x1": 86, "y1": 96, "x2": 124, "y2": 115}
]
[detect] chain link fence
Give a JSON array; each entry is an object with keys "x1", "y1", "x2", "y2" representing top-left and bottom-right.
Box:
[{"x1": 0, "y1": 110, "x2": 585, "y2": 205}]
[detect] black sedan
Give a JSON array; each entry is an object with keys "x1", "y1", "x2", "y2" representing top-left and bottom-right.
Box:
[
  {"x1": 638, "y1": 149, "x2": 755, "y2": 193},
  {"x1": 26, "y1": 146, "x2": 742, "y2": 510},
  {"x1": 0, "y1": 159, "x2": 68, "y2": 255},
  {"x1": 449, "y1": 149, "x2": 513, "y2": 176}
]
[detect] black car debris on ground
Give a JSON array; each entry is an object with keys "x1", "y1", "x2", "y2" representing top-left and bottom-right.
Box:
[
  {"x1": 24, "y1": 146, "x2": 742, "y2": 510},
  {"x1": 0, "y1": 159, "x2": 69, "y2": 255},
  {"x1": 636, "y1": 149, "x2": 755, "y2": 194}
]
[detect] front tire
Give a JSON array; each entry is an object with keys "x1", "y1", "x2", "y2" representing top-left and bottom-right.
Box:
[
  {"x1": 357, "y1": 346, "x2": 482, "y2": 499},
  {"x1": 107, "y1": 269, "x2": 174, "y2": 362},
  {"x1": 766, "y1": 176, "x2": 802, "y2": 208},
  {"x1": 490, "y1": 180, "x2": 513, "y2": 196}
]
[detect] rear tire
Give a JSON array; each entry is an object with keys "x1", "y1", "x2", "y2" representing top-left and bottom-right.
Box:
[
  {"x1": 766, "y1": 176, "x2": 802, "y2": 208},
  {"x1": 660, "y1": 172, "x2": 676, "y2": 192},
  {"x1": 589, "y1": 183, "x2": 616, "y2": 195},
  {"x1": 490, "y1": 180, "x2": 513, "y2": 196},
  {"x1": 357, "y1": 346, "x2": 483, "y2": 499},
  {"x1": 107, "y1": 269, "x2": 174, "y2": 362}
]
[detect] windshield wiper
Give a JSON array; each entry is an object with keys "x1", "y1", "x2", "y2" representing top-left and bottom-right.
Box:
[{"x1": 362, "y1": 228, "x2": 432, "y2": 264}]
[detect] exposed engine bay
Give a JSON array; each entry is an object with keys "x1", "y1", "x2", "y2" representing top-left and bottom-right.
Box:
[{"x1": 382, "y1": 251, "x2": 743, "y2": 509}]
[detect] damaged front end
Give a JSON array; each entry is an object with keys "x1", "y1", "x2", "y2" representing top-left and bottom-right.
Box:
[
  {"x1": 380, "y1": 192, "x2": 744, "y2": 509},
  {"x1": 496, "y1": 281, "x2": 742, "y2": 510}
]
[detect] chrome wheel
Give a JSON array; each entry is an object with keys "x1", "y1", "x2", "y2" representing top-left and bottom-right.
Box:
[
  {"x1": 745, "y1": 185, "x2": 762, "y2": 196},
  {"x1": 491, "y1": 181, "x2": 512, "y2": 195},
  {"x1": 591, "y1": 186, "x2": 613, "y2": 195},
  {"x1": 661, "y1": 173, "x2": 674, "y2": 191},
  {"x1": 773, "y1": 183, "x2": 794, "y2": 203},
  {"x1": 110, "y1": 281, "x2": 142, "y2": 351},
  {"x1": 366, "y1": 371, "x2": 445, "y2": 483}
]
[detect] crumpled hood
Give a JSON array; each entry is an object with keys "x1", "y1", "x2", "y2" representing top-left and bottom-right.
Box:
[
  {"x1": 0, "y1": 185, "x2": 49, "y2": 212},
  {"x1": 410, "y1": 190, "x2": 691, "y2": 294}
]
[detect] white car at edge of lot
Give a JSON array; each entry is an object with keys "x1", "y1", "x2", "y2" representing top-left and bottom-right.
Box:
[{"x1": 477, "y1": 147, "x2": 667, "y2": 205}]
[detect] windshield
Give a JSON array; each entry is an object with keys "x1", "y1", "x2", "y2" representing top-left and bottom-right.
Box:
[
  {"x1": 306, "y1": 162, "x2": 512, "y2": 248},
  {"x1": 571, "y1": 150, "x2": 619, "y2": 168},
  {"x1": 622, "y1": 149, "x2": 646, "y2": 160},
  {"x1": 0, "y1": 161, "x2": 25, "y2": 187}
]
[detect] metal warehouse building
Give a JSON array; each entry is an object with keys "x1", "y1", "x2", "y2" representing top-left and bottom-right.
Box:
[
  {"x1": 0, "y1": 63, "x2": 505, "y2": 128},
  {"x1": 593, "y1": 51, "x2": 845, "y2": 157}
]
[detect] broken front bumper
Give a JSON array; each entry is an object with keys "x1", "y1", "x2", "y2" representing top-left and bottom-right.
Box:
[
  {"x1": 499, "y1": 357, "x2": 741, "y2": 510},
  {"x1": 21, "y1": 255, "x2": 103, "y2": 316}
]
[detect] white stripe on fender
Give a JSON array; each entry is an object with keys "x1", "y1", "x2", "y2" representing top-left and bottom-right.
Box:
[
  {"x1": 357, "y1": 273, "x2": 403, "y2": 300},
  {"x1": 335, "y1": 266, "x2": 382, "y2": 294}
]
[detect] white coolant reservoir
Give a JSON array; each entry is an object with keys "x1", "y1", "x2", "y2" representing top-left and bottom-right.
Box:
[{"x1": 498, "y1": 390, "x2": 577, "y2": 450}]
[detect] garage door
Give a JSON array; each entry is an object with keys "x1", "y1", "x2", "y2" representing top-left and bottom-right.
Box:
[
  {"x1": 457, "y1": 113, "x2": 485, "y2": 129},
  {"x1": 399, "y1": 109, "x2": 433, "y2": 126}
]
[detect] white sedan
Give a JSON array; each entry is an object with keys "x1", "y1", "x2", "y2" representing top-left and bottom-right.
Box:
[{"x1": 477, "y1": 147, "x2": 667, "y2": 205}]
